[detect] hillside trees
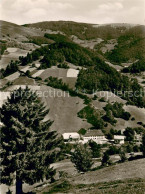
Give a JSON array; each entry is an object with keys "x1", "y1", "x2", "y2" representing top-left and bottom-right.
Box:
[
  {"x1": 78, "y1": 105, "x2": 104, "y2": 129},
  {"x1": 76, "y1": 67, "x2": 145, "y2": 107},
  {"x1": 104, "y1": 102, "x2": 131, "y2": 121},
  {"x1": 122, "y1": 59, "x2": 145, "y2": 73},
  {"x1": 1, "y1": 60, "x2": 19, "y2": 78},
  {"x1": 0, "y1": 87, "x2": 61, "y2": 194}
]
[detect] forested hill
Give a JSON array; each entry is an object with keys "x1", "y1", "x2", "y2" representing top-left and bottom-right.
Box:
[
  {"x1": 24, "y1": 21, "x2": 145, "y2": 64},
  {"x1": 105, "y1": 25, "x2": 145, "y2": 63},
  {"x1": 24, "y1": 21, "x2": 134, "y2": 40},
  {"x1": 14, "y1": 34, "x2": 145, "y2": 107}
]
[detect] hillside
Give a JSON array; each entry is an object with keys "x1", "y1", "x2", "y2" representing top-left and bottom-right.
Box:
[
  {"x1": 36, "y1": 158, "x2": 145, "y2": 193},
  {"x1": 1, "y1": 23, "x2": 145, "y2": 133},
  {"x1": 1, "y1": 20, "x2": 145, "y2": 194},
  {"x1": 0, "y1": 20, "x2": 44, "y2": 40},
  {"x1": 24, "y1": 21, "x2": 133, "y2": 40}
]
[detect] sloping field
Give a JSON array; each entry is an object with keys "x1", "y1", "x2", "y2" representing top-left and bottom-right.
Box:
[
  {"x1": 31, "y1": 70, "x2": 45, "y2": 78},
  {"x1": 124, "y1": 105, "x2": 145, "y2": 123},
  {"x1": 39, "y1": 68, "x2": 68, "y2": 80},
  {"x1": 40, "y1": 85, "x2": 91, "y2": 133},
  {"x1": 6, "y1": 85, "x2": 41, "y2": 91},
  {"x1": 13, "y1": 77, "x2": 36, "y2": 85},
  {"x1": 2, "y1": 85, "x2": 91, "y2": 133},
  {"x1": 5, "y1": 72, "x2": 20, "y2": 81},
  {"x1": 94, "y1": 91, "x2": 126, "y2": 104},
  {"x1": 73, "y1": 158, "x2": 145, "y2": 185},
  {"x1": 62, "y1": 77, "x2": 77, "y2": 89},
  {"x1": 115, "y1": 118, "x2": 139, "y2": 130},
  {"x1": 0, "y1": 20, "x2": 44, "y2": 40},
  {"x1": 0, "y1": 79, "x2": 8, "y2": 89},
  {"x1": 0, "y1": 48, "x2": 28, "y2": 69},
  {"x1": 0, "y1": 92, "x2": 11, "y2": 107}
]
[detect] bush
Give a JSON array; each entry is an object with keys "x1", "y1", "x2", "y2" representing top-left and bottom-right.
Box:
[
  {"x1": 102, "y1": 151, "x2": 110, "y2": 166},
  {"x1": 107, "y1": 145, "x2": 120, "y2": 155},
  {"x1": 58, "y1": 63, "x2": 69, "y2": 69},
  {"x1": 25, "y1": 70, "x2": 31, "y2": 77},
  {"x1": 99, "y1": 97, "x2": 106, "y2": 102},
  {"x1": 78, "y1": 128, "x2": 87, "y2": 135},
  {"x1": 119, "y1": 152, "x2": 127, "y2": 163}
]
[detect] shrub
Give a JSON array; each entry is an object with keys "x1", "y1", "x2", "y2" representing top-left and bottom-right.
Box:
[
  {"x1": 102, "y1": 151, "x2": 110, "y2": 166},
  {"x1": 78, "y1": 128, "x2": 87, "y2": 135}
]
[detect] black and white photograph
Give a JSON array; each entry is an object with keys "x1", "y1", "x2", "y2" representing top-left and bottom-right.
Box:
[{"x1": 0, "y1": 0, "x2": 145, "y2": 193}]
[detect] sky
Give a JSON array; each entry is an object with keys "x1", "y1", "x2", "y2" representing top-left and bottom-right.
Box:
[{"x1": 0, "y1": 0, "x2": 145, "y2": 25}]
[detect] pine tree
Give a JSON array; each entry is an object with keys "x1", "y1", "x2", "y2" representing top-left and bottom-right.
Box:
[
  {"x1": 0, "y1": 87, "x2": 61, "y2": 194},
  {"x1": 71, "y1": 144, "x2": 93, "y2": 172}
]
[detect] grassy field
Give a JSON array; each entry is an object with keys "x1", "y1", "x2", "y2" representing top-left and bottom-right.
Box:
[{"x1": 37, "y1": 158, "x2": 145, "y2": 194}]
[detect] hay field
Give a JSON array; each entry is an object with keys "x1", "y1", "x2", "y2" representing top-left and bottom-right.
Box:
[{"x1": 31, "y1": 70, "x2": 45, "y2": 78}]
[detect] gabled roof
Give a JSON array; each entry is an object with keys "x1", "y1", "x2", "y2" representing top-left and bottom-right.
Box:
[
  {"x1": 84, "y1": 130, "x2": 104, "y2": 137},
  {"x1": 62, "y1": 132, "x2": 80, "y2": 140}
]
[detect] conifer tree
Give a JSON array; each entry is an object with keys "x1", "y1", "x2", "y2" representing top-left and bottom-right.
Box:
[{"x1": 0, "y1": 87, "x2": 61, "y2": 194}]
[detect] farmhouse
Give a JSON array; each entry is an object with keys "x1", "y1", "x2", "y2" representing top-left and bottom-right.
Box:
[
  {"x1": 62, "y1": 132, "x2": 80, "y2": 143},
  {"x1": 83, "y1": 130, "x2": 107, "y2": 144},
  {"x1": 114, "y1": 135, "x2": 125, "y2": 144}
]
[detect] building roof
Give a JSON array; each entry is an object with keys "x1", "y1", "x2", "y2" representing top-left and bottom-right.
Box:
[
  {"x1": 62, "y1": 132, "x2": 80, "y2": 140},
  {"x1": 114, "y1": 135, "x2": 125, "y2": 140},
  {"x1": 84, "y1": 130, "x2": 104, "y2": 137}
]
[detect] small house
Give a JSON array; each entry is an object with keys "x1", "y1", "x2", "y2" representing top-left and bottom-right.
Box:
[
  {"x1": 62, "y1": 132, "x2": 80, "y2": 143},
  {"x1": 83, "y1": 130, "x2": 107, "y2": 144},
  {"x1": 114, "y1": 135, "x2": 125, "y2": 144}
]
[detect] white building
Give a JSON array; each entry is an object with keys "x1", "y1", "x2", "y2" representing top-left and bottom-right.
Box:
[
  {"x1": 62, "y1": 132, "x2": 80, "y2": 143},
  {"x1": 114, "y1": 135, "x2": 125, "y2": 144},
  {"x1": 134, "y1": 133, "x2": 142, "y2": 143},
  {"x1": 83, "y1": 130, "x2": 108, "y2": 144}
]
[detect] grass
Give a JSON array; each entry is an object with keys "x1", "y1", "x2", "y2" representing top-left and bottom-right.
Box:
[{"x1": 39, "y1": 178, "x2": 145, "y2": 194}]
